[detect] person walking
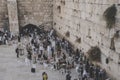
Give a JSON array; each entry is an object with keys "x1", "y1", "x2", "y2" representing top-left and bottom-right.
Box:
[
  {"x1": 15, "y1": 44, "x2": 21, "y2": 58},
  {"x1": 42, "y1": 72, "x2": 48, "y2": 80},
  {"x1": 66, "y1": 73, "x2": 71, "y2": 80},
  {"x1": 31, "y1": 63, "x2": 36, "y2": 73},
  {"x1": 47, "y1": 44, "x2": 52, "y2": 59},
  {"x1": 15, "y1": 47, "x2": 19, "y2": 58}
]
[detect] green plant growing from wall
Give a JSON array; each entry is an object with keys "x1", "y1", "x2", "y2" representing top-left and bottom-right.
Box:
[
  {"x1": 76, "y1": 37, "x2": 81, "y2": 43},
  {"x1": 109, "y1": 31, "x2": 120, "y2": 51},
  {"x1": 87, "y1": 46, "x2": 101, "y2": 62},
  {"x1": 61, "y1": 0, "x2": 65, "y2": 5},
  {"x1": 110, "y1": 37, "x2": 115, "y2": 51},
  {"x1": 114, "y1": 31, "x2": 119, "y2": 39},
  {"x1": 103, "y1": 4, "x2": 117, "y2": 29},
  {"x1": 57, "y1": 5, "x2": 61, "y2": 13},
  {"x1": 65, "y1": 31, "x2": 70, "y2": 37}
]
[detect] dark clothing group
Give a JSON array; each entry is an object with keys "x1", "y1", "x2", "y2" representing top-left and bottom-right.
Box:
[{"x1": 15, "y1": 27, "x2": 109, "y2": 80}]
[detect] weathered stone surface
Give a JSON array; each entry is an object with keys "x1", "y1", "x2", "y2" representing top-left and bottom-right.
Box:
[
  {"x1": 0, "y1": 0, "x2": 8, "y2": 31},
  {"x1": 53, "y1": 0, "x2": 120, "y2": 80},
  {"x1": 7, "y1": 0, "x2": 19, "y2": 34},
  {"x1": 17, "y1": 0, "x2": 53, "y2": 27},
  {"x1": 0, "y1": 0, "x2": 53, "y2": 30},
  {"x1": 0, "y1": 0, "x2": 120, "y2": 80},
  {"x1": 0, "y1": 45, "x2": 67, "y2": 80}
]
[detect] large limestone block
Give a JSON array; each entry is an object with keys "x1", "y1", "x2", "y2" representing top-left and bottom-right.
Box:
[
  {"x1": 7, "y1": 0, "x2": 19, "y2": 33},
  {"x1": 115, "y1": 38, "x2": 120, "y2": 53}
]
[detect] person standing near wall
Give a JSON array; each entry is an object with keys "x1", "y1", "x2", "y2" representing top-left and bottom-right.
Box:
[{"x1": 47, "y1": 44, "x2": 52, "y2": 59}]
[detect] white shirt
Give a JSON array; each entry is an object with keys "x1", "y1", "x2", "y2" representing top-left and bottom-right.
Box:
[
  {"x1": 83, "y1": 69, "x2": 87, "y2": 76},
  {"x1": 0, "y1": 37, "x2": 1, "y2": 41},
  {"x1": 50, "y1": 29, "x2": 54, "y2": 36},
  {"x1": 51, "y1": 40, "x2": 55, "y2": 48},
  {"x1": 39, "y1": 45, "x2": 44, "y2": 51},
  {"x1": 47, "y1": 45, "x2": 51, "y2": 52},
  {"x1": 32, "y1": 64, "x2": 36, "y2": 68}
]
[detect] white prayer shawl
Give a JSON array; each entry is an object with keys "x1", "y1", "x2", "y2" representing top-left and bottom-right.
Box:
[
  {"x1": 47, "y1": 45, "x2": 52, "y2": 58},
  {"x1": 50, "y1": 29, "x2": 54, "y2": 36},
  {"x1": 0, "y1": 36, "x2": 1, "y2": 41},
  {"x1": 83, "y1": 69, "x2": 87, "y2": 77},
  {"x1": 29, "y1": 37, "x2": 32, "y2": 43},
  {"x1": 39, "y1": 45, "x2": 44, "y2": 51},
  {"x1": 43, "y1": 63, "x2": 48, "y2": 68},
  {"x1": 32, "y1": 45, "x2": 35, "y2": 50},
  {"x1": 10, "y1": 32, "x2": 13, "y2": 39},
  {"x1": 68, "y1": 57, "x2": 72, "y2": 64},
  {"x1": 76, "y1": 65, "x2": 79, "y2": 73},
  {"x1": 51, "y1": 40, "x2": 55, "y2": 48}
]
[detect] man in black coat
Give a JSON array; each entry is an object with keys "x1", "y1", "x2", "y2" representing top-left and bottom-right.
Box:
[{"x1": 66, "y1": 73, "x2": 71, "y2": 80}]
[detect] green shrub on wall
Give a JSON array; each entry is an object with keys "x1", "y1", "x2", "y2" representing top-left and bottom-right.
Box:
[
  {"x1": 110, "y1": 37, "x2": 115, "y2": 51},
  {"x1": 109, "y1": 31, "x2": 120, "y2": 51},
  {"x1": 103, "y1": 4, "x2": 117, "y2": 29},
  {"x1": 87, "y1": 46, "x2": 101, "y2": 62},
  {"x1": 65, "y1": 31, "x2": 70, "y2": 37},
  {"x1": 57, "y1": 5, "x2": 61, "y2": 13},
  {"x1": 61, "y1": 0, "x2": 65, "y2": 5},
  {"x1": 114, "y1": 31, "x2": 119, "y2": 39},
  {"x1": 76, "y1": 37, "x2": 81, "y2": 43}
]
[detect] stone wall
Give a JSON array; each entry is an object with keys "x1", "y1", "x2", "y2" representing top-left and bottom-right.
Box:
[
  {"x1": 17, "y1": 0, "x2": 53, "y2": 28},
  {"x1": 7, "y1": 0, "x2": 19, "y2": 34},
  {"x1": 0, "y1": 0, "x2": 53, "y2": 30},
  {"x1": 0, "y1": 0, "x2": 120, "y2": 79},
  {"x1": 0, "y1": 0, "x2": 8, "y2": 31},
  {"x1": 53, "y1": 0, "x2": 120, "y2": 80}
]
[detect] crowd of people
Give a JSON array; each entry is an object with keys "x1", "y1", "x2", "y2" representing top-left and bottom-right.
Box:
[
  {"x1": 15, "y1": 27, "x2": 111, "y2": 80},
  {"x1": 0, "y1": 30, "x2": 18, "y2": 45}
]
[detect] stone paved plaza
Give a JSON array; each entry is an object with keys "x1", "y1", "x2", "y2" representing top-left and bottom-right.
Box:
[
  {"x1": 0, "y1": 44, "x2": 79, "y2": 80},
  {"x1": 0, "y1": 0, "x2": 119, "y2": 80}
]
